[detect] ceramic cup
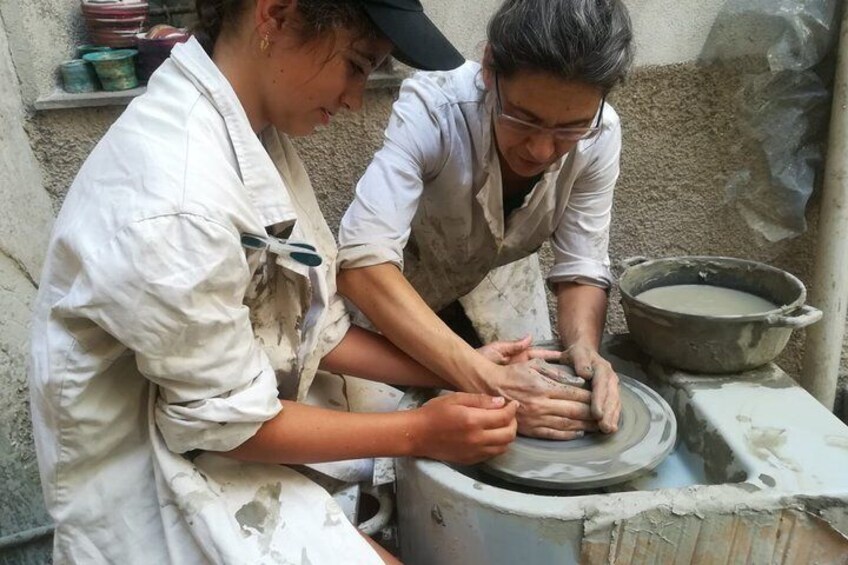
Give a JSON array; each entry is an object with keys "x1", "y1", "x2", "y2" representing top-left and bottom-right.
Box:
[
  {"x1": 82, "y1": 49, "x2": 139, "y2": 91},
  {"x1": 60, "y1": 59, "x2": 99, "y2": 93}
]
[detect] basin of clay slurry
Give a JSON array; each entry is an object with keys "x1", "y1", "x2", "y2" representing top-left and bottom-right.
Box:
[
  {"x1": 394, "y1": 336, "x2": 848, "y2": 565},
  {"x1": 619, "y1": 256, "x2": 822, "y2": 373}
]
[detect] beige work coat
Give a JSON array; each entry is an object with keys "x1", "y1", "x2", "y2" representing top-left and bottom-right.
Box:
[{"x1": 29, "y1": 37, "x2": 384, "y2": 564}]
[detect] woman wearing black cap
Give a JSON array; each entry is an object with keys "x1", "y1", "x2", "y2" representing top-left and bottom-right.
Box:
[
  {"x1": 338, "y1": 0, "x2": 635, "y2": 440},
  {"x1": 28, "y1": 1, "x2": 508, "y2": 562}
]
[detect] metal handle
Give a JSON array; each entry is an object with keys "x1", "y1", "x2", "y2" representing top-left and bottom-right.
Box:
[
  {"x1": 766, "y1": 305, "x2": 823, "y2": 329},
  {"x1": 357, "y1": 484, "x2": 394, "y2": 536},
  {"x1": 618, "y1": 256, "x2": 650, "y2": 271}
]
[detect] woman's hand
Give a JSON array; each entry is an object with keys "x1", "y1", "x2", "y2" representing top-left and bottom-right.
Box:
[
  {"x1": 409, "y1": 393, "x2": 518, "y2": 465},
  {"x1": 476, "y1": 338, "x2": 614, "y2": 439},
  {"x1": 559, "y1": 343, "x2": 621, "y2": 434},
  {"x1": 493, "y1": 361, "x2": 597, "y2": 440},
  {"x1": 477, "y1": 335, "x2": 563, "y2": 365}
]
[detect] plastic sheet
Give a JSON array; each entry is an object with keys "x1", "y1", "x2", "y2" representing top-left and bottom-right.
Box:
[{"x1": 703, "y1": 0, "x2": 839, "y2": 242}]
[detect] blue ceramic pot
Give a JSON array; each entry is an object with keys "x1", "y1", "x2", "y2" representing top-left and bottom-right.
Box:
[{"x1": 60, "y1": 59, "x2": 99, "y2": 93}]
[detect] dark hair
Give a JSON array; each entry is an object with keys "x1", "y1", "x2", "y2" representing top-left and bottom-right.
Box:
[
  {"x1": 194, "y1": 0, "x2": 380, "y2": 54},
  {"x1": 486, "y1": 0, "x2": 634, "y2": 92}
]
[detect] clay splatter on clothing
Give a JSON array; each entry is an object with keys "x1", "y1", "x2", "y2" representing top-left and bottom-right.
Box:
[{"x1": 236, "y1": 482, "x2": 283, "y2": 549}]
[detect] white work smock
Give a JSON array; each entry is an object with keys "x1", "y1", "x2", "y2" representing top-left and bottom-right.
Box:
[
  {"x1": 338, "y1": 61, "x2": 620, "y2": 342},
  {"x1": 28, "y1": 37, "x2": 381, "y2": 564}
]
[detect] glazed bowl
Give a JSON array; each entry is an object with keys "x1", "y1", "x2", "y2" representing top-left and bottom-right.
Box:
[{"x1": 82, "y1": 49, "x2": 139, "y2": 91}]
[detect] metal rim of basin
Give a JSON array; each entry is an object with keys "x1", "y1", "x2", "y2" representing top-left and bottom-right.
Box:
[
  {"x1": 618, "y1": 256, "x2": 806, "y2": 322},
  {"x1": 481, "y1": 375, "x2": 677, "y2": 490},
  {"x1": 616, "y1": 256, "x2": 821, "y2": 373}
]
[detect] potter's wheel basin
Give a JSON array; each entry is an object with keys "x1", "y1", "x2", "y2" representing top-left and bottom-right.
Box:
[{"x1": 481, "y1": 375, "x2": 676, "y2": 490}]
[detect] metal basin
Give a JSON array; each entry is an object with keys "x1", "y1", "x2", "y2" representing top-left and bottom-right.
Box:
[{"x1": 619, "y1": 256, "x2": 822, "y2": 373}]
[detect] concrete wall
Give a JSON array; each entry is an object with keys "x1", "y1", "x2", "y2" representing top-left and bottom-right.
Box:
[
  {"x1": 1, "y1": 0, "x2": 83, "y2": 104},
  {"x1": 0, "y1": 0, "x2": 844, "y2": 557},
  {"x1": 0, "y1": 11, "x2": 56, "y2": 563}
]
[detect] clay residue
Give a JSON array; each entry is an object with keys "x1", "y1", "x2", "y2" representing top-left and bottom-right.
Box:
[
  {"x1": 824, "y1": 435, "x2": 848, "y2": 450},
  {"x1": 669, "y1": 365, "x2": 797, "y2": 395},
  {"x1": 236, "y1": 500, "x2": 269, "y2": 535},
  {"x1": 745, "y1": 426, "x2": 800, "y2": 472},
  {"x1": 678, "y1": 401, "x2": 745, "y2": 484},
  {"x1": 581, "y1": 504, "x2": 848, "y2": 563},
  {"x1": 235, "y1": 482, "x2": 282, "y2": 552},
  {"x1": 758, "y1": 473, "x2": 776, "y2": 487},
  {"x1": 431, "y1": 504, "x2": 446, "y2": 527}
]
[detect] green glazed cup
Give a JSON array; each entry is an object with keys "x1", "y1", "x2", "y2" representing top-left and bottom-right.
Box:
[
  {"x1": 82, "y1": 49, "x2": 139, "y2": 91},
  {"x1": 60, "y1": 59, "x2": 100, "y2": 93}
]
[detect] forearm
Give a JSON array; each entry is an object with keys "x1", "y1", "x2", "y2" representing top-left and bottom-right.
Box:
[
  {"x1": 337, "y1": 264, "x2": 493, "y2": 392},
  {"x1": 556, "y1": 282, "x2": 609, "y2": 350},
  {"x1": 319, "y1": 325, "x2": 451, "y2": 388},
  {"x1": 225, "y1": 400, "x2": 418, "y2": 464}
]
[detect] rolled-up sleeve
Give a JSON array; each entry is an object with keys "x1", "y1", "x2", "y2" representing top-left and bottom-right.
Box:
[
  {"x1": 337, "y1": 76, "x2": 447, "y2": 271},
  {"x1": 60, "y1": 213, "x2": 281, "y2": 453},
  {"x1": 547, "y1": 115, "x2": 622, "y2": 290}
]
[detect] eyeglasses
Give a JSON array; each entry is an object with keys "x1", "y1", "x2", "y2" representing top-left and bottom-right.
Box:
[{"x1": 493, "y1": 74, "x2": 605, "y2": 143}]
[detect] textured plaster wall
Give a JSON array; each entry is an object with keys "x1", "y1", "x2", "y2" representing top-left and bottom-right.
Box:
[
  {"x1": 0, "y1": 14, "x2": 55, "y2": 563},
  {"x1": 0, "y1": 0, "x2": 84, "y2": 103},
  {"x1": 421, "y1": 0, "x2": 767, "y2": 68}
]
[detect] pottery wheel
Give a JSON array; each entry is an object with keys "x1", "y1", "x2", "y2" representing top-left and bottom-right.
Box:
[{"x1": 481, "y1": 374, "x2": 677, "y2": 490}]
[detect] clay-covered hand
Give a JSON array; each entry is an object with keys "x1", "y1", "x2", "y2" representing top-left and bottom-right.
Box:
[
  {"x1": 494, "y1": 361, "x2": 597, "y2": 440},
  {"x1": 476, "y1": 335, "x2": 562, "y2": 365},
  {"x1": 411, "y1": 392, "x2": 518, "y2": 465},
  {"x1": 559, "y1": 344, "x2": 621, "y2": 434}
]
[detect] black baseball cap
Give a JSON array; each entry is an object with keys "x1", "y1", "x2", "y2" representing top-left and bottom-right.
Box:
[{"x1": 360, "y1": 0, "x2": 465, "y2": 71}]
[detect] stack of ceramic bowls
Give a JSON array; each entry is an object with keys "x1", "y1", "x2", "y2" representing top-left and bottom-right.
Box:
[{"x1": 81, "y1": 0, "x2": 149, "y2": 48}]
